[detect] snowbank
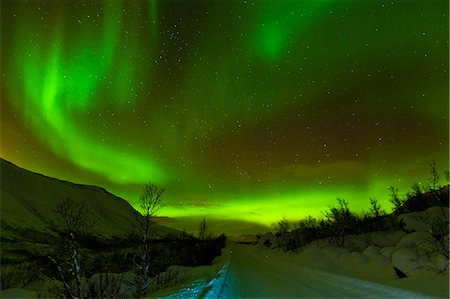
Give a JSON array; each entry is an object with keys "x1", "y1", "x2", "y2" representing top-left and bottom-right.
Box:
[
  {"x1": 399, "y1": 207, "x2": 449, "y2": 233},
  {"x1": 150, "y1": 245, "x2": 232, "y2": 298},
  {"x1": 288, "y1": 207, "x2": 449, "y2": 297}
]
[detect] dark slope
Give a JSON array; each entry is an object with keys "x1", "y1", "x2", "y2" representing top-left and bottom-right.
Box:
[{"x1": 0, "y1": 158, "x2": 178, "y2": 241}]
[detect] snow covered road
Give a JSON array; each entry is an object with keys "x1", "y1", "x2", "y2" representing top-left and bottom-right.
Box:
[
  {"x1": 218, "y1": 245, "x2": 433, "y2": 298},
  {"x1": 162, "y1": 244, "x2": 438, "y2": 298}
]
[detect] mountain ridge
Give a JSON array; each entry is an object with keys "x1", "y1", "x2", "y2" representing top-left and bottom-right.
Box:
[{"x1": 0, "y1": 158, "x2": 178, "y2": 241}]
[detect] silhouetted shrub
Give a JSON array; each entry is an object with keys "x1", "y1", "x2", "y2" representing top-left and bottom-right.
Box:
[
  {"x1": 389, "y1": 186, "x2": 405, "y2": 214},
  {"x1": 323, "y1": 198, "x2": 357, "y2": 247},
  {"x1": 273, "y1": 218, "x2": 290, "y2": 251}
]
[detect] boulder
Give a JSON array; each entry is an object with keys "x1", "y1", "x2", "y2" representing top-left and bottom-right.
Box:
[
  {"x1": 391, "y1": 231, "x2": 449, "y2": 276},
  {"x1": 369, "y1": 231, "x2": 406, "y2": 247},
  {"x1": 395, "y1": 231, "x2": 434, "y2": 249},
  {"x1": 343, "y1": 231, "x2": 406, "y2": 251},
  {"x1": 339, "y1": 250, "x2": 395, "y2": 279},
  {"x1": 398, "y1": 207, "x2": 449, "y2": 233},
  {"x1": 347, "y1": 251, "x2": 369, "y2": 264},
  {"x1": 363, "y1": 245, "x2": 381, "y2": 258},
  {"x1": 390, "y1": 247, "x2": 442, "y2": 276},
  {"x1": 380, "y1": 246, "x2": 396, "y2": 259}
]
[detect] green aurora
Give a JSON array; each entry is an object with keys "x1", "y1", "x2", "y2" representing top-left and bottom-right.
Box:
[{"x1": 1, "y1": 0, "x2": 448, "y2": 233}]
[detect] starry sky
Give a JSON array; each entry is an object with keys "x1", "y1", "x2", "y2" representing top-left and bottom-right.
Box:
[{"x1": 1, "y1": 0, "x2": 448, "y2": 234}]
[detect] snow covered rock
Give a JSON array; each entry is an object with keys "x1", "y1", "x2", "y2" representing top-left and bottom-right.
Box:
[
  {"x1": 398, "y1": 206, "x2": 449, "y2": 233},
  {"x1": 348, "y1": 251, "x2": 370, "y2": 264},
  {"x1": 335, "y1": 249, "x2": 396, "y2": 279},
  {"x1": 390, "y1": 247, "x2": 438, "y2": 277},
  {"x1": 369, "y1": 231, "x2": 406, "y2": 247},
  {"x1": 391, "y1": 231, "x2": 449, "y2": 276},
  {"x1": 343, "y1": 231, "x2": 406, "y2": 251},
  {"x1": 363, "y1": 245, "x2": 381, "y2": 259},
  {"x1": 395, "y1": 231, "x2": 434, "y2": 249},
  {"x1": 380, "y1": 246, "x2": 396, "y2": 259},
  {"x1": 329, "y1": 247, "x2": 352, "y2": 262}
]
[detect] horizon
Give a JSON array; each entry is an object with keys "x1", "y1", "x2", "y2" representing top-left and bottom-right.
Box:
[
  {"x1": 1, "y1": 0, "x2": 448, "y2": 236},
  {"x1": 2, "y1": 157, "x2": 448, "y2": 237}
]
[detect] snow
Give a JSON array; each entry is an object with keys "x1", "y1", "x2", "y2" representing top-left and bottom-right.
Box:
[
  {"x1": 0, "y1": 158, "x2": 181, "y2": 240},
  {"x1": 158, "y1": 262, "x2": 230, "y2": 298},
  {"x1": 156, "y1": 206, "x2": 449, "y2": 298},
  {"x1": 2, "y1": 239, "x2": 448, "y2": 298},
  {"x1": 219, "y1": 245, "x2": 438, "y2": 298},
  {"x1": 150, "y1": 247, "x2": 232, "y2": 298},
  {"x1": 399, "y1": 207, "x2": 449, "y2": 233},
  {"x1": 391, "y1": 231, "x2": 448, "y2": 277},
  {"x1": 153, "y1": 243, "x2": 447, "y2": 298}
]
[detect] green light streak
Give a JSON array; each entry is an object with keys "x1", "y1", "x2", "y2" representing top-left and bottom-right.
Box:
[
  {"x1": 2, "y1": 0, "x2": 447, "y2": 231},
  {"x1": 9, "y1": 1, "x2": 165, "y2": 184},
  {"x1": 148, "y1": 0, "x2": 158, "y2": 39},
  {"x1": 251, "y1": 1, "x2": 331, "y2": 61}
]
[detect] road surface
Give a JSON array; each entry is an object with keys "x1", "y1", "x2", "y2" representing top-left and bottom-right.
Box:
[{"x1": 165, "y1": 245, "x2": 434, "y2": 298}]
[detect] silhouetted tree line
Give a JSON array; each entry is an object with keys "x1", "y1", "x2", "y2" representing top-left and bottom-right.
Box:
[
  {"x1": 273, "y1": 161, "x2": 449, "y2": 252},
  {"x1": 30, "y1": 233, "x2": 226, "y2": 282},
  {"x1": 274, "y1": 199, "x2": 401, "y2": 251},
  {"x1": 1, "y1": 183, "x2": 227, "y2": 298}
]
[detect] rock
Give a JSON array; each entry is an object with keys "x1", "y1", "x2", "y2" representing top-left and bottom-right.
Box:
[
  {"x1": 369, "y1": 231, "x2": 406, "y2": 247},
  {"x1": 363, "y1": 245, "x2": 381, "y2": 258},
  {"x1": 348, "y1": 251, "x2": 369, "y2": 264},
  {"x1": 395, "y1": 231, "x2": 434, "y2": 249},
  {"x1": 380, "y1": 246, "x2": 396, "y2": 259},
  {"x1": 391, "y1": 232, "x2": 448, "y2": 277},
  {"x1": 391, "y1": 247, "x2": 421, "y2": 276},
  {"x1": 398, "y1": 207, "x2": 449, "y2": 233},
  {"x1": 326, "y1": 247, "x2": 351, "y2": 261},
  {"x1": 429, "y1": 254, "x2": 449, "y2": 274},
  {"x1": 258, "y1": 232, "x2": 279, "y2": 249},
  {"x1": 344, "y1": 231, "x2": 406, "y2": 251}
]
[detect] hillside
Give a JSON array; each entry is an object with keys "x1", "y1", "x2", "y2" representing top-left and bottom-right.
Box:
[{"x1": 0, "y1": 158, "x2": 178, "y2": 241}]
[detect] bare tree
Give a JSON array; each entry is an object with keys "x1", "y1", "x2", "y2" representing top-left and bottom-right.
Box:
[
  {"x1": 429, "y1": 160, "x2": 440, "y2": 190},
  {"x1": 323, "y1": 198, "x2": 355, "y2": 247},
  {"x1": 136, "y1": 183, "x2": 165, "y2": 278},
  {"x1": 272, "y1": 217, "x2": 290, "y2": 250},
  {"x1": 388, "y1": 186, "x2": 403, "y2": 213},
  {"x1": 49, "y1": 197, "x2": 90, "y2": 299},
  {"x1": 411, "y1": 182, "x2": 423, "y2": 196},
  {"x1": 369, "y1": 197, "x2": 384, "y2": 218},
  {"x1": 198, "y1": 217, "x2": 209, "y2": 241},
  {"x1": 405, "y1": 208, "x2": 449, "y2": 274}
]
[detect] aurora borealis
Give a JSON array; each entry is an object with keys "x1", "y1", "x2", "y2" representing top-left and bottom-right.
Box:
[{"x1": 1, "y1": 0, "x2": 448, "y2": 234}]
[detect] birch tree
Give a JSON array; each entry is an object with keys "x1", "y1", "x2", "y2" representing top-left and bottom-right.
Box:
[
  {"x1": 50, "y1": 197, "x2": 90, "y2": 299},
  {"x1": 137, "y1": 183, "x2": 165, "y2": 277}
]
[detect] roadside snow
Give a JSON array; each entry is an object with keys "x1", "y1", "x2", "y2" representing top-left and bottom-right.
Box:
[
  {"x1": 220, "y1": 245, "x2": 439, "y2": 298},
  {"x1": 159, "y1": 262, "x2": 229, "y2": 299},
  {"x1": 159, "y1": 244, "x2": 446, "y2": 298}
]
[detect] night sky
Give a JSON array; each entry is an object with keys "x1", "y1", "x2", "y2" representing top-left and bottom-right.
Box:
[{"x1": 1, "y1": 0, "x2": 448, "y2": 233}]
